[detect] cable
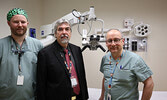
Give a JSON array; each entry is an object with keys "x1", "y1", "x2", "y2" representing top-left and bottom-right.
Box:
[{"x1": 72, "y1": 9, "x2": 80, "y2": 18}]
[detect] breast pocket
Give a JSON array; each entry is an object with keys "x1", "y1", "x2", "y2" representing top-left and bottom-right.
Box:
[
  {"x1": 114, "y1": 69, "x2": 133, "y2": 82},
  {"x1": 24, "y1": 51, "x2": 37, "y2": 64}
]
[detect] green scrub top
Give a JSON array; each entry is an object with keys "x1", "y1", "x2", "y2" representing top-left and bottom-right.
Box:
[
  {"x1": 0, "y1": 36, "x2": 43, "y2": 100},
  {"x1": 100, "y1": 50, "x2": 153, "y2": 100}
]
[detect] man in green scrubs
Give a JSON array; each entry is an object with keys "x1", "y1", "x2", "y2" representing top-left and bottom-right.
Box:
[
  {"x1": 0, "y1": 8, "x2": 43, "y2": 100},
  {"x1": 99, "y1": 29, "x2": 154, "y2": 100}
]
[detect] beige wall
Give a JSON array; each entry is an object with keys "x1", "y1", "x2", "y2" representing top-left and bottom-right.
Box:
[
  {"x1": 0, "y1": 0, "x2": 42, "y2": 38},
  {"x1": 1, "y1": 0, "x2": 167, "y2": 91}
]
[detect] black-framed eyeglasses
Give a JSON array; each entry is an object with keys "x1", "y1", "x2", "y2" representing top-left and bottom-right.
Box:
[{"x1": 106, "y1": 38, "x2": 123, "y2": 44}]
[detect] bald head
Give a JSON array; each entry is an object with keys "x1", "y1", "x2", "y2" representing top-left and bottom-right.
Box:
[{"x1": 106, "y1": 29, "x2": 123, "y2": 40}]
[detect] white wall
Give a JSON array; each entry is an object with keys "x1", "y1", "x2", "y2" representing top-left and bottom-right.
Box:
[{"x1": 1, "y1": 0, "x2": 167, "y2": 91}]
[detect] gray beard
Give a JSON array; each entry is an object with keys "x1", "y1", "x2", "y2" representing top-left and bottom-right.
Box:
[
  {"x1": 60, "y1": 34, "x2": 69, "y2": 44},
  {"x1": 61, "y1": 39, "x2": 69, "y2": 44}
]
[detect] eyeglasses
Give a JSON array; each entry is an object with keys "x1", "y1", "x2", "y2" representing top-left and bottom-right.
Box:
[{"x1": 106, "y1": 38, "x2": 122, "y2": 44}]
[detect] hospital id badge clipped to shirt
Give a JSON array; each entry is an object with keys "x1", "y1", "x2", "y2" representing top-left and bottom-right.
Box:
[
  {"x1": 107, "y1": 93, "x2": 112, "y2": 100},
  {"x1": 71, "y1": 77, "x2": 78, "y2": 87},
  {"x1": 17, "y1": 75, "x2": 24, "y2": 85}
]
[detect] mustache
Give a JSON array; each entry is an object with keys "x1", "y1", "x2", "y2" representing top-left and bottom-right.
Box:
[
  {"x1": 60, "y1": 34, "x2": 69, "y2": 44},
  {"x1": 110, "y1": 46, "x2": 118, "y2": 49},
  {"x1": 17, "y1": 28, "x2": 24, "y2": 30},
  {"x1": 61, "y1": 34, "x2": 69, "y2": 38}
]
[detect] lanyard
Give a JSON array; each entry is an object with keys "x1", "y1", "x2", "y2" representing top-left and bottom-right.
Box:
[
  {"x1": 108, "y1": 51, "x2": 124, "y2": 89},
  {"x1": 11, "y1": 37, "x2": 25, "y2": 74}
]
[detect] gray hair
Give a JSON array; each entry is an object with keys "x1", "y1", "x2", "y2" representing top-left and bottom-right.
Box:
[
  {"x1": 106, "y1": 28, "x2": 124, "y2": 38},
  {"x1": 53, "y1": 19, "x2": 72, "y2": 34}
]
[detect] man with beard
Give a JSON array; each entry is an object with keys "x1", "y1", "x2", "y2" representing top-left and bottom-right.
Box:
[
  {"x1": 37, "y1": 19, "x2": 89, "y2": 100},
  {"x1": 0, "y1": 8, "x2": 43, "y2": 100},
  {"x1": 99, "y1": 29, "x2": 154, "y2": 100}
]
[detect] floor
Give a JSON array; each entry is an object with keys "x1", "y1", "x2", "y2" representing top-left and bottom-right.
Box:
[{"x1": 88, "y1": 88, "x2": 167, "y2": 100}]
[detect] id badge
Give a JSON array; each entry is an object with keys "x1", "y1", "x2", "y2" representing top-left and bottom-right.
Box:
[
  {"x1": 71, "y1": 78, "x2": 78, "y2": 87},
  {"x1": 72, "y1": 96, "x2": 76, "y2": 100},
  {"x1": 17, "y1": 75, "x2": 24, "y2": 85},
  {"x1": 107, "y1": 93, "x2": 111, "y2": 100}
]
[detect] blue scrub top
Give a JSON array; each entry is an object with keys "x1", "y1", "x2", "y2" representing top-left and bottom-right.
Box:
[
  {"x1": 0, "y1": 36, "x2": 43, "y2": 100},
  {"x1": 100, "y1": 50, "x2": 153, "y2": 100}
]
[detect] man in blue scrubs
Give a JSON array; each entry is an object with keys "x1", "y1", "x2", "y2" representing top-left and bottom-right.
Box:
[
  {"x1": 0, "y1": 8, "x2": 43, "y2": 100},
  {"x1": 99, "y1": 29, "x2": 154, "y2": 100}
]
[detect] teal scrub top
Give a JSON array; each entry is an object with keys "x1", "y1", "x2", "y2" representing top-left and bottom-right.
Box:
[
  {"x1": 0, "y1": 36, "x2": 43, "y2": 100},
  {"x1": 100, "y1": 50, "x2": 153, "y2": 100}
]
